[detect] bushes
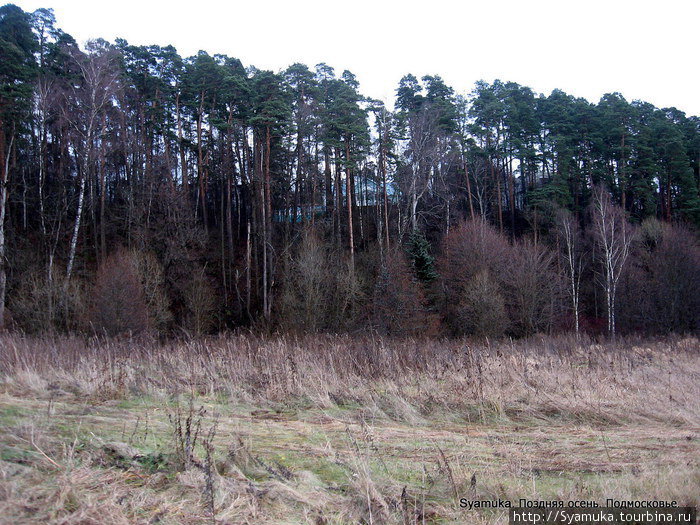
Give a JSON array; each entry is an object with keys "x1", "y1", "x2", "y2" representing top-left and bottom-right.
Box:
[
  {"x1": 438, "y1": 219, "x2": 563, "y2": 337},
  {"x1": 10, "y1": 250, "x2": 170, "y2": 336},
  {"x1": 132, "y1": 250, "x2": 172, "y2": 332},
  {"x1": 88, "y1": 249, "x2": 171, "y2": 336},
  {"x1": 646, "y1": 224, "x2": 700, "y2": 332},
  {"x1": 88, "y1": 250, "x2": 151, "y2": 336},
  {"x1": 618, "y1": 220, "x2": 700, "y2": 334},
  {"x1": 10, "y1": 269, "x2": 85, "y2": 334},
  {"x1": 88, "y1": 215, "x2": 693, "y2": 339},
  {"x1": 277, "y1": 228, "x2": 364, "y2": 332},
  {"x1": 6, "y1": 215, "x2": 698, "y2": 339},
  {"x1": 181, "y1": 268, "x2": 217, "y2": 336},
  {"x1": 277, "y1": 228, "x2": 442, "y2": 336},
  {"x1": 456, "y1": 270, "x2": 508, "y2": 338},
  {"x1": 278, "y1": 229, "x2": 334, "y2": 332},
  {"x1": 437, "y1": 220, "x2": 499, "y2": 335},
  {"x1": 372, "y1": 248, "x2": 437, "y2": 337},
  {"x1": 502, "y1": 240, "x2": 563, "y2": 337}
]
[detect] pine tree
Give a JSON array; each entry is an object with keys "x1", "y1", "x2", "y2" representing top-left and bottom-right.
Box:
[{"x1": 0, "y1": 3, "x2": 38, "y2": 328}]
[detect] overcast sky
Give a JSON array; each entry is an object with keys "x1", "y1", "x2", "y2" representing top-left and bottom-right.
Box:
[{"x1": 12, "y1": 0, "x2": 700, "y2": 116}]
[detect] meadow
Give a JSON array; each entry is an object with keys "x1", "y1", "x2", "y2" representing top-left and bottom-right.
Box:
[{"x1": 0, "y1": 334, "x2": 698, "y2": 524}]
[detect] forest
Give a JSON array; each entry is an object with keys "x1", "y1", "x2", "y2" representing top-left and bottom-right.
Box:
[
  {"x1": 0, "y1": 4, "x2": 699, "y2": 524},
  {"x1": 1, "y1": 4, "x2": 699, "y2": 338}
]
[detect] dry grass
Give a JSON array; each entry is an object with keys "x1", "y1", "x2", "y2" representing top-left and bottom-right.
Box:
[{"x1": 0, "y1": 333, "x2": 698, "y2": 524}]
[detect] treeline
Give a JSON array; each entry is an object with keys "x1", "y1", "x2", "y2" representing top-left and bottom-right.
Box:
[{"x1": 0, "y1": 5, "x2": 698, "y2": 337}]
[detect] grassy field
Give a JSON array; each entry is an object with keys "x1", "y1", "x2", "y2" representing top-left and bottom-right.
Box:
[{"x1": 0, "y1": 334, "x2": 698, "y2": 524}]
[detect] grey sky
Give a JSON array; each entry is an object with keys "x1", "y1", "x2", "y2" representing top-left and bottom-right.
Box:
[{"x1": 13, "y1": 0, "x2": 700, "y2": 115}]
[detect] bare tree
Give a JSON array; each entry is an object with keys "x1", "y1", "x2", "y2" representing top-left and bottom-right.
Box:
[
  {"x1": 398, "y1": 107, "x2": 439, "y2": 233},
  {"x1": 590, "y1": 187, "x2": 634, "y2": 336},
  {"x1": 278, "y1": 228, "x2": 331, "y2": 331},
  {"x1": 556, "y1": 209, "x2": 584, "y2": 335},
  {"x1": 61, "y1": 41, "x2": 120, "y2": 285},
  {"x1": 0, "y1": 134, "x2": 14, "y2": 328},
  {"x1": 503, "y1": 240, "x2": 562, "y2": 337}
]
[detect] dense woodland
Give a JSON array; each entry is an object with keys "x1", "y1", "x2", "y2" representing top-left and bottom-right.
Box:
[{"x1": 0, "y1": 5, "x2": 698, "y2": 338}]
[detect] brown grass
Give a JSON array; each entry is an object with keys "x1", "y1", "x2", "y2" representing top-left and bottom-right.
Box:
[{"x1": 0, "y1": 333, "x2": 698, "y2": 523}]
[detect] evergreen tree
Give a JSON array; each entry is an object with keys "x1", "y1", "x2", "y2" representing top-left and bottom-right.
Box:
[
  {"x1": 407, "y1": 230, "x2": 438, "y2": 282},
  {"x1": 0, "y1": 3, "x2": 38, "y2": 328}
]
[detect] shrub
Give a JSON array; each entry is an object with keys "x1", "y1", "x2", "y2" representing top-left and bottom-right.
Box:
[
  {"x1": 10, "y1": 268, "x2": 86, "y2": 334},
  {"x1": 132, "y1": 250, "x2": 172, "y2": 332},
  {"x1": 503, "y1": 240, "x2": 563, "y2": 336},
  {"x1": 372, "y1": 248, "x2": 436, "y2": 337},
  {"x1": 278, "y1": 229, "x2": 333, "y2": 332},
  {"x1": 182, "y1": 268, "x2": 217, "y2": 335},
  {"x1": 88, "y1": 250, "x2": 150, "y2": 336},
  {"x1": 278, "y1": 227, "x2": 366, "y2": 333},
  {"x1": 618, "y1": 221, "x2": 700, "y2": 333},
  {"x1": 437, "y1": 219, "x2": 563, "y2": 337},
  {"x1": 456, "y1": 270, "x2": 509, "y2": 338},
  {"x1": 437, "y1": 219, "x2": 511, "y2": 335}
]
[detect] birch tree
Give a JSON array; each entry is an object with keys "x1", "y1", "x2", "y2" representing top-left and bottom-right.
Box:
[
  {"x1": 556, "y1": 209, "x2": 583, "y2": 335},
  {"x1": 61, "y1": 42, "x2": 120, "y2": 284},
  {"x1": 591, "y1": 187, "x2": 634, "y2": 336}
]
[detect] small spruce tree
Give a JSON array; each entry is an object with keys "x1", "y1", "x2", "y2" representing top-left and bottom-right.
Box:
[{"x1": 407, "y1": 231, "x2": 438, "y2": 283}]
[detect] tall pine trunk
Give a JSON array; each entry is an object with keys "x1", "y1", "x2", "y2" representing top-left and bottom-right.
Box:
[
  {"x1": 263, "y1": 125, "x2": 273, "y2": 321},
  {"x1": 345, "y1": 139, "x2": 354, "y2": 272}
]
